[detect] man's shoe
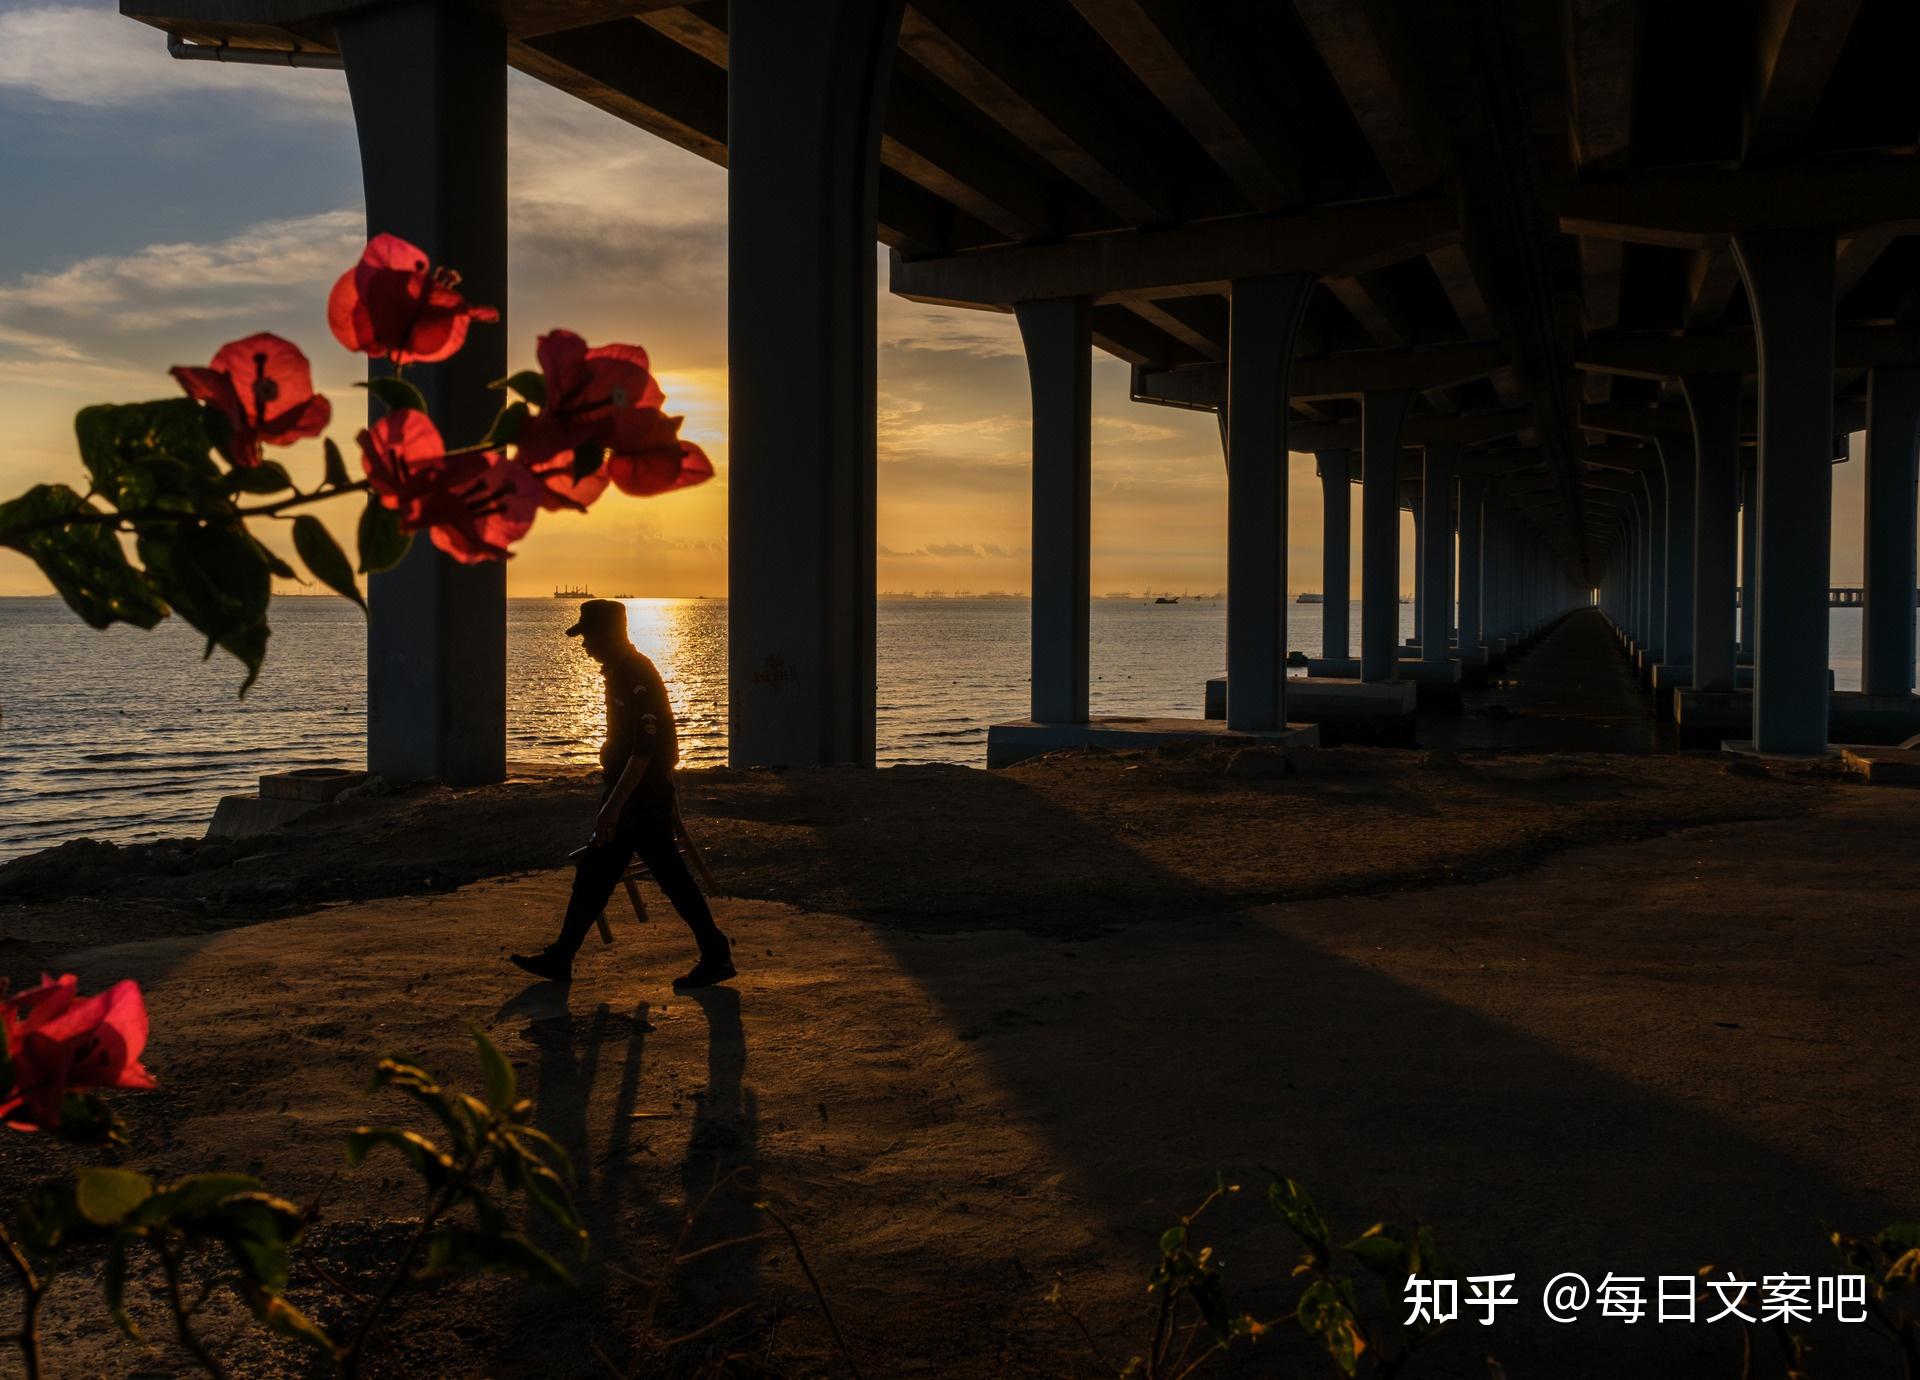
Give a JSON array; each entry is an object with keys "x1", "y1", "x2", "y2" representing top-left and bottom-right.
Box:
[
  {"x1": 510, "y1": 951, "x2": 572, "y2": 983},
  {"x1": 671, "y1": 956, "x2": 736, "y2": 989}
]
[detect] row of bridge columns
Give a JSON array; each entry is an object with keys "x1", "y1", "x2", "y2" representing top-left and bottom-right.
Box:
[
  {"x1": 1596, "y1": 229, "x2": 1920, "y2": 753},
  {"x1": 333, "y1": 0, "x2": 1590, "y2": 778}
]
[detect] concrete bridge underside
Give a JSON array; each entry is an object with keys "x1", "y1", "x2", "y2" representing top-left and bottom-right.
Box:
[{"x1": 124, "y1": 0, "x2": 1920, "y2": 768}]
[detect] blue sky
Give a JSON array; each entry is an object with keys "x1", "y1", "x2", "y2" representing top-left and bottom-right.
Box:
[{"x1": 0, "y1": 2, "x2": 1870, "y2": 603}]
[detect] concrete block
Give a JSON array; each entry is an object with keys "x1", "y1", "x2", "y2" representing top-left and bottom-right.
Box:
[
  {"x1": 206, "y1": 795, "x2": 322, "y2": 840},
  {"x1": 1840, "y1": 746, "x2": 1920, "y2": 784},
  {"x1": 260, "y1": 768, "x2": 368, "y2": 803}
]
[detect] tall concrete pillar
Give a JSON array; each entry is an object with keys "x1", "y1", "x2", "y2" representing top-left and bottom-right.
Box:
[
  {"x1": 1225, "y1": 274, "x2": 1313, "y2": 730},
  {"x1": 1739, "y1": 455, "x2": 1759, "y2": 654},
  {"x1": 727, "y1": 0, "x2": 902, "y2": 767},
  {"x1": 1360, "y1": 391, "x2": 1411, "y2": 681},
  {"x1": 339, "y1": 2, "x2": 507, "y2": 786},
  {"x1": 1861, "y1": 366, "x2": 1920, "y2": 696},
  {"x1": 1658, "y1": 434, "x2": 1697, "y2": 670},
  {"x1": 1684, "y1": 374, "x2": 1741, "y2": 693},
  {"x1": 1731, "y1": 228, "x2": 1837, "y2": 753},
  {"x1": 1406, "y1": 479, "x2": 1424, "y2": 643},
  {"x1": 1318, "y1": 450, "x2": 1353, "y2": 659},
  {"x1": 1015, "y1": 297, "x2": 1092, "y2": 724},
  {"x1": 1640, "y1": 469, "x2": 1667, "y2": 664},
  {"x1": 1421, "y1": 445, "x2": 1457, "y2": 660},
  {"x1": 1458, "y1": 474, "x2": 1486, "y2": 654}
]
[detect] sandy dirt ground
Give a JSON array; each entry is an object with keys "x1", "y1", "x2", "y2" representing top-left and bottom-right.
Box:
[{"x1": 2, "y1": 613, "x2": 1917, "y2": 1378}]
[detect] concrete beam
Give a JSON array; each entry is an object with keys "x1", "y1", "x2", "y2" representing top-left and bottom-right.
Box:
[
  {"x1": 1745, "y1": 0, "x2": 1864, "y2": 163},
  {"x1": 1558, "y1": 154, "x2": 1920, "y2": 249},
  {"x1": 1582, "y1": 397, "x2": 1866, "y2": 438},
  {"x1": 1069, "y1": 0, "x2": 1299, "y2": 211},
  {"x1": 889, "y1": 198, "x2": 1456, "y2": 308},
  {"x1": 1565, "y1": 0, "x2": 1639, "y2": 171},
  {"x1": 1130, "y1": 340, "x2": 1510, "y2": 409},
  {"x1": 1576, "y1": 325, "x2": 1920, "y2": 379},
  {"x1": 898, "y1": 3, "x2": 1167, "y2": 223},
  {"x1": 1287, "y1": 408, "x2": 1535, "y2": 452}
]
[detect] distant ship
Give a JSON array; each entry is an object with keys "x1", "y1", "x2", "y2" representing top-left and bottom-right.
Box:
[
  {"x1": 553, "y1": 584, "x2": 592, "y2": 599},
  {"x1": 1154, "y1": 594, "x2": 1180, "y2": 604},
  {"x1": 1296, "y1": 592, "x2": 1325, "y2": 604}
]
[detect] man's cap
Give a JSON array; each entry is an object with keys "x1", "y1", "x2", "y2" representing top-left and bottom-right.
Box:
[{"x1": 565, "y1": 599, "x2": 627, "y2": 637}]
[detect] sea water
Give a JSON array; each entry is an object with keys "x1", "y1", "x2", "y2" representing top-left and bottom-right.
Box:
[{"x1": 0, "y1": 596, "x2": 1868, "y2": 859}]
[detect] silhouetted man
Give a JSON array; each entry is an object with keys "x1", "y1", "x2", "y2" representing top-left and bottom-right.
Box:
[{"x1": 511, "y1": 600, "x2": 734, "y2": 988}]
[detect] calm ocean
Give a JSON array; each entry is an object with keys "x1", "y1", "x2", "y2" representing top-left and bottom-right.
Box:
[{"x1": 0, "y1": 596, "x2": 1869, "y2": 859}]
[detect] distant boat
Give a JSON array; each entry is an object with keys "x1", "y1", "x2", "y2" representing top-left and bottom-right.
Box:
[
  {"x1": 1296, "y1": 592, "x2": 1325, "y2": 604},
  {"x1": 1155, "y1": 594, "x2": 1179, "y2": 604},
  {"x1": 553, "y1": 584, "x2": 592, "y2": 599}
]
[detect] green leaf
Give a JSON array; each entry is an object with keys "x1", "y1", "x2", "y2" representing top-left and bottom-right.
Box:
[
  {"x1": 470, "y1": 1023, "x2": 515, "y2": 1111},
  {"x1": 138, "y1": 1173, "x2": 262, "y2": 1227},
  {"x1": 487, "y1": 400, "x2": 528, "y2": 445},
  {"x1": 1344, "y1": 1223, "x2": 1412, "y2": 1279},
  {"x1": 54, "y1": 1091, "x2": 130, "y2": 1147},
  {"x1": 356, "y1": 495, "x2": 412, "y2": 575},
  {"x1": 225, "y1": 460, "x2": 294, "y2": 495},
  {"x1": 76, "y1": 399, "x2": 220, "y2": 507},
  {"x1": 1297, "y1": 1280, "x2": 1366, "y2": 1377},
  {"x1": 1877, "y1": 1224, "x2": 1920, "y2": 1254},
  {"x1": 237, "y1": 1281, "x2": 337, "y2": 1354},
  {"x1": 0, "y1": 485, "x2": 169, "y2": 631},
  {"x1": 502, "y1": 1123, "x2": 575, "y2": 1183},
  {"x1": 292, "y1": 515, "x2": 364, "y2": 611},
  {"x1": 422, "y1": 1225, "x2": 568, "y2": 1283},
  {"x1": 74, "y1": 1168, "x2": 154, "y2": 1227},
  {"x1": 361, "y1": 376, "x2": 429, "y2": 416},
  {"x1": 322, "y1": 437, "x2": 350, "y2": 490},
  {"x1": 1265, "y1": 1173, "x2": 1332, "y2": 1263},
  {"x1": 135, "y1": 520, "x2": 272, "y2": 693},
  {"x1": 345, "y1": 1127, "x2": 454, "y2": 1188},
  {"x1": 490, "y1": 369, "x2": 547, "y2": 408},
  {"x1": 515, "y1": 1159, "x2": 585, "y2": 1246},
  {"x1": 104, "y1": 1236, "x2": 139, "y2": 1338},
  {"x1": 207, "y1": 1193, "x2": 305, "y2": 1293},
  {"x1": 251, "y1": 536, "x2": 297, "y2": 580},
  {"x1": 367, "y1": 1057, "x2": 475, "y2": 1157},
  {"x1": 15, "y1": 1179, "x2": 85, "y2": 1260},
  {"x1": 1159, "y1": 1225, "x2": 1187, "y2": 1256}
]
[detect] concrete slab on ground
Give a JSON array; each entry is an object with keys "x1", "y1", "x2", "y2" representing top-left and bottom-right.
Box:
[
  {"x1": 986, "y1": 716, "x2": 1319, "y2": 767},
  {"x1": 1203, "y1": 676, "x2": 1417, "y2": 744},
  {"x1": 1840, "y1": 745, "x2": 1920, "y2": 784}
]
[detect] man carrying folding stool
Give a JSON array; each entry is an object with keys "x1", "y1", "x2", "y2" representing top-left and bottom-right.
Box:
[{"x1": 510, "y1": 599, "x2": 734, "y2": 989}]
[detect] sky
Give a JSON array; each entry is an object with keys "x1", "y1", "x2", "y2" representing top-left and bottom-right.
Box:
[{"x1": 0, "y1": 2, "x2": 1872, "y2": 603}]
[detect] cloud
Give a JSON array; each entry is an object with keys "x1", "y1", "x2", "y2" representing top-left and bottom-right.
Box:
[{"x1": 0, "y1": 5, "x2": 349, "y2": 115}]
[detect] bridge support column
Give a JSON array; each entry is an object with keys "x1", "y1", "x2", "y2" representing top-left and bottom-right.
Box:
[
  {"x1": 727, "y1": 0, "x2": 902, "y2": 767},
  {"x1": 1862, "y1": 365, "x2": 1920, "y2": 697},
  {"x1": 1684, "y1": 374, "x2": 1742, "y2": 694},
  {"x1": 1225, "y1": 273, "x2": 1312, "y2": 731},
  {"x1": 1732, "y1": 228, "x2": 1837, "y2": 754},
  {"x1": 1015, "y1": 296, "x2": 1091, "y2": 725},
  {"x1": 1406, "y1": 479, "x2": 1424, "y2": 647},
  {"x1": 339, "y1": 2, "x2": 507, "y2": 786},
  {"x1": 1360, "y1": 390, "x2": 1411, "y2": 681},
  {"x1": 1640, "y1": 468, "x2": 1667, "y2": 668},
  {"x1": 1421, "y1": 445, "x2": 1457, "y2": 662},
  {"x1": 1659, "y1": 433, "x2": 1697, "y2": 674},
  {"x1": 1318, "y1": 450, "x2": 1352, "y2": 659},
  {"x1": 1739, "y1": 455, "x2": 1758, "y2": 655},
  {"x1": 1458, "y1": 475, "x2": 1486, "y2": 657}
]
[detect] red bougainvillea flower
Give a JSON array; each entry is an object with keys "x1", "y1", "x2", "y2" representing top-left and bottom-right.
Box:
[
  {"x1": 421, "y1": 455, "x2": 545, "y2": 564},
  {"x1": 357, "y1": 410, "x2": 540, "y2": 563},
  {"x1": 170, "y1": 332, "x2": 331, "y2": 468},
  {"x1": 604, "y1": 407, "x2": 714, "y2": 496},
  {"x1": 0, "y1": 974, "x2": 155, "y2": 1133},
  {"x1": 358, "y1": 407, "x2": 452, "y2": 517},
  {"x1": 328, "y1": 233, "x2": 499, "y2": 365},
  {"x1": 515, "y1": 330, "x2": 665, "y2": 507}
]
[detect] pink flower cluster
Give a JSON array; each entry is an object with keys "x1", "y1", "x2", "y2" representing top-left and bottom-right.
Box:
[
  {"x1": 168, "y1": 233, "x2": 711, "y2": 564},
  {"x1": 0, "y1": 974, "x2": 155, "y2": 1133}
]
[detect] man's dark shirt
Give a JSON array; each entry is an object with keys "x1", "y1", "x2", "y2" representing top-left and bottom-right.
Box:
[{"x1": 600, "y1": 648, "x2": 678, "y2": 801}]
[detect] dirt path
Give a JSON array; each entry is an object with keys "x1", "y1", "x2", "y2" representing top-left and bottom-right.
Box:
[{"x1": 4, "y1": 780, "x2": 1914, "y2": 1378}]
